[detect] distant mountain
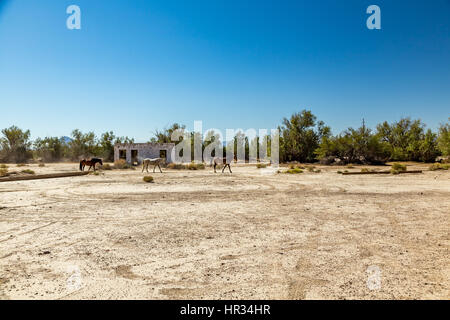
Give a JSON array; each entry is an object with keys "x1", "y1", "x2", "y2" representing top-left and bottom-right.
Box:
[{"x1": 61, "y1": 136, "x2": 72, "y2": 144}]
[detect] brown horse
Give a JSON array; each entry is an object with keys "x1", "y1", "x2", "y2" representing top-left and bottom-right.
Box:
[{"x1": 80, "y1": 158, "x2": 103, "y2": 172}]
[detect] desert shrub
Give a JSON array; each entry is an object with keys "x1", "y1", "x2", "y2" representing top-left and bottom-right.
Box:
[
  {"x1": 143, "y1": 176, "x2": 154, "y2": 183},
  {"x1": 167, "y1": 163, "x2": 186, "y2": 170},
  {"x1": 344, "y1": 170, "x2": 349, "y2": 173},
  {"x1": 307, "y1": 166, "x2": 315, "y2": 172},
  {"x1": 0, "y1": 167, "x2": 8, "y2": 177},
  {"x1": 187, "y1": 162, "x2": 205, "y2": 170},
  {"x1": 113, "y1": 159, "x2": 132, "y2": 169},
  {"x1": 346, "y1": 164, "x2": 354, "y2": 168},
  {"x1": 286, "y1": 168, "x2": 303, "y2": 174},
  {"x1": 391, "y1": 163, "x2": 407, "y2": 171},
  {"x1": 17, "y1": 163, "x2": 27, "y2": 167},
  {"x1": 337, "y1": 170, "x2": 343, "y2": 174},
  {"x1": 256, "y1": 163, "x2": 267, "y2": 169},
  {"x1": 0, "y1": 164, "x2": 7, "y2": 169},
  {"x1": 361, "y1": 168, "x2": 370, "y2": 173},
  {"x1": 38, "y1": 163, "x2": 45, "y2": 167},
  {"x1": 100, "y1": 163, "x2": 112, "y2": 170},
  {"x1": 390, "y1": 163, "x2": 407, "y2": 174},
  {"x1": 21, "y1": 169, "x2": 35, "y2": 175},
  {"x1": 429, "y1": 163, "x2": 449, "y2": 171},
  {"x1": 314, "y1": 169, "x2": 321, "y2": 173}
]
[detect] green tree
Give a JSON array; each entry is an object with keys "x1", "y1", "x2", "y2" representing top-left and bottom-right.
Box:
[
  {"x1": 316, "y1": 124, "x2": 389, "y2": 164},
  {"x1": 98, "y1": 131, "x2": 116, "y2": 161},
  {"x1": 437, "y1": 118, "x2": 450, "y2": 157},
  {"x1": 150, "y1": 123, "x2": 186, "y2": 143},
  {"x1": 115, "y1": 136, "x2": 135, "y2": 144},
  {"x1": 68, "y1": 129, "x2": 97, "y2": 160},
  {"x1": 0, "y1": 125, "x2": 33, "y2": 163},
  {"x1": 419, "y1": 129, "x2": 440, "y2": 162},
  {"x1": 376, "y1": 118, "x2": 425, "y2": 161},
  {"x1": 34, "y1": 137, "x2": 66, "y2": 162},
  {"x1": 279, "y1": 110, "x2": 330, "y2": 162}
]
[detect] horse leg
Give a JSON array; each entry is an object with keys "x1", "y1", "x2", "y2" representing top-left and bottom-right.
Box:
[
  {"x1": 228, "y1": 164, "x2": 232, "y2": 173},
  {"x1": 142, "y1": 163, "x2": 145, "y2": 173},
  {"x1": 158, "y1": 164, "x2": 162, "y2": 173},
  {"x1": 222, "y1": 164, "x2": 226, "y2": 173},
  {"x1": 153, "y1": 165, "x2": 156, "y2": 173},
  {"x1": 214, "y1": 163, "x2": 217, "y2": 173}
]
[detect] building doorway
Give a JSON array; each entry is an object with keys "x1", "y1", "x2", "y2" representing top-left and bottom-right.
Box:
[
  {"x1": 131, "y1": 150, "x2": 138, "y2": 165},
  {"x1": 159, "y1": 150, "x2": 167, "y2": 161}
]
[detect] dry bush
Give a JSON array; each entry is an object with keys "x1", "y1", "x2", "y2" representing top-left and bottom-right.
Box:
[
  {"x1": 337, "y1": 170, "x2": 343, "y2": 174},
  {"x1": 286, "y1": 168, "x2": 303, "y2": 174},
  {"x1": 113, "y1": 159, "x2": 133, "y2": 169},
  {"x1": 0, "y1": 164, "x2": 7, "y2": 169},
  {"x1": 167, "y1": 163, "x2": 186, "y2": 170},
  {"x1": 429, "y1": 163, "x2": 449, "y2": 171},
  {"x1": 17, "y1": 163, "x2": 27, "y2": 167},
  {"x1": 361, "y1": 168, "x2": 370, "y2": 173},
  {"x1": 187, "y1": 162, "x2": 205, "y2": 170},
  {"x1": 391, "y1": 163, "x2": 407, "y2": 174},
  {"x1": 289, "y1": 164, "x2": 304, "y2": 170},
  {"x1": 256, "y1": 163, "x2": 267, "y2": 169},
  {"x1": 100, "y1": 163, "x2": 112, "y2": 170},
  {"x1": 143, "y1": 176, "x2": 154, "y2": 183},
  {"x1": 346, "y1": 164, "x2": 354, "y2": 169},
  {"x1": 21, "y1": 169, "x2": 35, "y2": 175},
  {"x1": 0, "y1": 168, "x2": 8, "y2": 177},
  {"x1": 38, "y1": 163, "x2": 45, "y2": 167}
]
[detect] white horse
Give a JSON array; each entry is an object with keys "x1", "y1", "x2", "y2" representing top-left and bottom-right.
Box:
[
  {"x1": 142, "y1": 158, "x2": 164, "y2": 173},
  {"x1": 210, "y1": 157, "x2": 232, "y2": 173}
]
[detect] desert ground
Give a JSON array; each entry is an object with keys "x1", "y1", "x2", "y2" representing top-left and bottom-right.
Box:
[{"x1": 0, "y1": 162, "x2": 449, "y2": 299}]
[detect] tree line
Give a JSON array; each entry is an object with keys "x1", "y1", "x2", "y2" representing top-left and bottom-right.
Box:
[{"x1": 1, "y1": 110, "x2": 449, "y2": 164}]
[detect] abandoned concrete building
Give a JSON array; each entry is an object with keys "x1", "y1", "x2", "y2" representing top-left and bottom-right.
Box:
[{"x1": 114, "y1": 143, "x2": 175, "y2": 165}]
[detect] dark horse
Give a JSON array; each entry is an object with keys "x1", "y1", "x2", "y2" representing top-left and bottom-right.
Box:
[{"x1": 79, "y1": 158, "x2": 103, "y2": 172}]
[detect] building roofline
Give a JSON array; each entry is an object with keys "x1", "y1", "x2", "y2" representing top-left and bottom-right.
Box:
[{"x1": 114, "y1": 142, "x2": 175, "y2": 147}]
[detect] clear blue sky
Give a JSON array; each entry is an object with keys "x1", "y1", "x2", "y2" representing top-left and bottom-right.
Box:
[{"x1": 0, "y1": 0, "x2": 449, "y2": 141}]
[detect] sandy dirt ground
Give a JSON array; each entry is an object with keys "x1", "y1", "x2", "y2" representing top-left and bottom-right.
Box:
[{"x1": 0, "y1": 162, "x2": 449, "y2": 300}]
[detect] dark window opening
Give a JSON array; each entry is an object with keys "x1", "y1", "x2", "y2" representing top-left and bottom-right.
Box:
[
  {"x1": 160, "y1": 150, "x2": 167, "y2": 159},
  {"x1": 119, "y1": 150, "x2": 126, "y2": 160}
]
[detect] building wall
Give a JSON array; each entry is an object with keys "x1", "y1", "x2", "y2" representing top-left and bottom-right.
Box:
[{"x1": 114, "y1": 143, "x2": 175, "y2": 164}]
